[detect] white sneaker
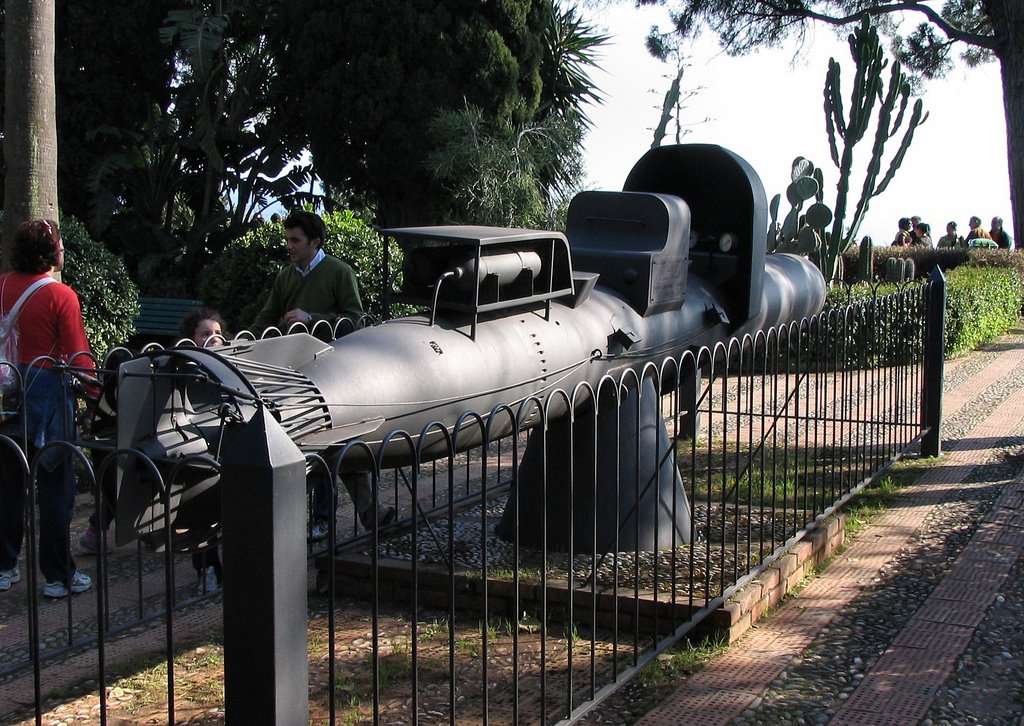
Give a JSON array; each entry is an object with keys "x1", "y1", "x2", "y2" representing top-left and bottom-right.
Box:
[
  {"x1": 307, "y1": 519, "x2": 330, "y2": 542},
  {"x1": 0, "y1": 567, "x2": 21, "y2": 592},
  {"x1": 43, "y1": 571, "x2": 92, "y2": 598}
]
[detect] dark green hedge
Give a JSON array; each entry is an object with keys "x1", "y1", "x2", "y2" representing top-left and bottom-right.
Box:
[
  {"x1": 840, "y1": 245, "x2": 1024, "y2": 291},
  {"x1": 61, "y1": 215, "x2": 141, "y2": 358}
]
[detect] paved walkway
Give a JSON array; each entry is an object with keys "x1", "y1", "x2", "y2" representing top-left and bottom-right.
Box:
[{"x1": 638, "y1": 335, "x2": 1024, "y2": 725}]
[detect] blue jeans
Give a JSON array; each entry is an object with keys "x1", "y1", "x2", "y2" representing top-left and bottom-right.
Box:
[
  {"x1": 0, "y1": 366, "x2": 78, "y2": 583},
  {"x1": 311, "y1": 471, "x2": 373, "y2": 523}
]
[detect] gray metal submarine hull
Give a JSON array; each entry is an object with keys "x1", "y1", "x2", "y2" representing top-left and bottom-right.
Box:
[
  {"x1": 290, "y1": 252, "x2": 823, "y2": 466},
  {"x1": 107, "y1": 143, "x2": 827, "y2": 554},
  {"x1": 114, "y1": 253, "x2": 824, "y2": 464}
]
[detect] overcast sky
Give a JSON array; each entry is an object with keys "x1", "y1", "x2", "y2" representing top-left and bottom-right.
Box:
[{"x1": 580, "y1": 3, "x2": 1013, "y2": 243}]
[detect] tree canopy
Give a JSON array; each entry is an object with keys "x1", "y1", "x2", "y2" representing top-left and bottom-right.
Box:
[
  {"x1": 53, "y1": 0, "x2": 177, "y2": 222},
  {"x1": 3, "y1": 0, "x2": 605, "y2": 292},
  {"x1": 638, "y1": 0, "x2": 1024, "y2": 243},
  {"x1": 278, "y1": 0, "x2": 549, "y2": 227}
]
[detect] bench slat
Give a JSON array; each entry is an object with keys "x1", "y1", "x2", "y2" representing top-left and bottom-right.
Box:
[{"x1": 134, "y1": 297, "x2": 203, "y2": 336}]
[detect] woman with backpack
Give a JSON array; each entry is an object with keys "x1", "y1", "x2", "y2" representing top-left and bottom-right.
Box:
[{"x1": 0, "y1": 219, "x2": 97, "y2": 598}]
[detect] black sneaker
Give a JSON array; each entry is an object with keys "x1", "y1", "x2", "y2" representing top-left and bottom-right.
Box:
[{"x1": 360, "y1": 506, "x2": 397, "y2": 530}]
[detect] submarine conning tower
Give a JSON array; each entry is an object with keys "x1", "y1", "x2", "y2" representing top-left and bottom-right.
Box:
[
  {"x1": 390, "y1": 144, "x2": 768, "y2": 331},
  {"x1": 594, "y1": 143, "x2": 767, "y2": 328}
]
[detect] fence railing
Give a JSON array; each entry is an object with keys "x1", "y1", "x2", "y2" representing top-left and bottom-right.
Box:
[{"x1": 0, "y1": 273, "x2": 945, "y2": 724}]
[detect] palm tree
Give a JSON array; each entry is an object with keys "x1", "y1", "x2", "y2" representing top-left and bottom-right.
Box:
[{"x1": 2, "y1": 0, "x2": 59, "y2": 270}]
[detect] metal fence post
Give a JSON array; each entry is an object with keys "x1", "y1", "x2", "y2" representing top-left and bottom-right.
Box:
[
  {"x1": 220, "y1": 406, "x2": 309, "y2": 723},
  {"x1": 678, "y1": 359, "x2": 702, "y2": 441},
  {"x1": 921, "y1": 266, "x2": 946, "y2": 457}
]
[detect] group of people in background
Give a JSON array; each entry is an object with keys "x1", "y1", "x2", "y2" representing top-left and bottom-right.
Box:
[
  {"x1": 0, "y1": 209, "x2": 392, "y2": 600},
  {"x1": 894, "y1": 215, "x2": 1014, "y2": 250}
]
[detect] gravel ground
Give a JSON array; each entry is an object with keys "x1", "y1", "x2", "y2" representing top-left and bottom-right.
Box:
[{"x1": 580, "y1": 334, "x2": 1024, "y2": 726}]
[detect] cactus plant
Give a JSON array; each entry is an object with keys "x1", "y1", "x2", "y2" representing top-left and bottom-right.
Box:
[
  {"x1": 885, "y1": 256, "x2": 915, "y2": 283},
  {"x1": 821, "y1": 16, "x2": 928, "y2": 283},
  {"x1": 768, "y1": 157, "x2": 834, "y2": 257},
  {"x1": 903, "y1": 256, "x2": 916, "y2": 281},
  {"x1": 856, "y1": 236, "x2": 874, "y2": 282}
]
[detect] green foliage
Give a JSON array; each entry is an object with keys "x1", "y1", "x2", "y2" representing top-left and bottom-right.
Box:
[
  {"x1": 944, "y1": 266, "x2": 1023, "y2": 357},
  {"x1": 9, "y1": 0, "x2": 607, "y2": 300},
  {"x1": 279, "y1": 0, "x2": 553, "y2": 226},
  {"x1": 157, "y1": 1, "x2": 314, "y2": 224},
  {"x1": 427, "y1": 106, "x2": 583, "y2": 228},
  {"x1": 322, "y1": 210, "x2": 405, "y2": 322},
  {"x1": 644, "y1": 0, "x2": 998, "y2": 82},
  {"x1": 198, "y1": 211, "x2": 403, "y2": 332},
  {"x1": 48, "y1": 0, "x2": 176, "y2": 225},
  {"x1": 838, "y1": 246, "x2": 1024, "y2": 292},
  {"x1": 59, "y1": 216, "x2": 140, "y2": 358},
  {"x1": 843, "y1": 475, "x2": 903, "y2": 535},
  {"x1": 536, "y1": 2, "x2": 608, "y2": 131},
  {"x1": 824, "y1": 281, "x2": 900, "y2": 309},
  {"x1": 87, "y1": 2, "x2": 317, "y2": 296},
  {"x1": 957, "y1": 248, "x2": 1024, "y2": 293},
  {"x1": 891, "y1": 2, "x2": 995, "y2": 77},
  {"x1": 197, "y1": 223, "x2": 287, "y2": 333},
  {"x1": 824, "y1": 261, "x2": 1023, "y2": 363},
  {"x1": 821, "y1": 281, "x2": 926, "y2": 367},
  {"x1": 636, "y1": 636, "x2": 728, "y2": 686}
]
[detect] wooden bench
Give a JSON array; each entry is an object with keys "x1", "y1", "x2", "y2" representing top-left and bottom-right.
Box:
[{"x1": 133, "y1": 296, "x2": 203, "y2": 341}]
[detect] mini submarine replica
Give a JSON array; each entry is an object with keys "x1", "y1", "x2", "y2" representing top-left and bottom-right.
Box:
[{"x1": 102, "y1": 144, "x2": 827, "y2": 556}]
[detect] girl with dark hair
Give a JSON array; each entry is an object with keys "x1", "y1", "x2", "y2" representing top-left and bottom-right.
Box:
[
  {"x1": 177, "y1": 307, "x2": 228, "y2": 347},
  {"x1": 180, "y1": 307, "x2": 228, "y2": 593},
  {"x1": 913, "y1": 221, "x2": 932, "y2": 248},
  {"x1": 0, "y1": 219, "x2": 96, "y2": 598}
]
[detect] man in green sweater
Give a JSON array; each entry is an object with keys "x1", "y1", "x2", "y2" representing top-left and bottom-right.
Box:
[
  {"x1": 252, "y1": 210, "x2": 363, "y2": 333},
  {"x1": 253, "y1": 210, "x2": 395, "y2": 537}
]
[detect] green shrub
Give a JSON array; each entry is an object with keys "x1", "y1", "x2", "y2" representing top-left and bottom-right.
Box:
[
  {"x1": 825, "y1": 280, "x2": 901, "y2": 308},
  {"x1": 198, "y1": 210, "x2": 404, "y2": 333},
  {"x1": 944, "y1": 266, "x2": 1023, "y2": 357},
  {"x1": 823, "y1": 263, "x2": 1022, "y2": 363},
  {"x1": 61, "y1": 216, "x2": 141, "y2": 359},
  {"x1": 957, "y1": 248, "x2": 1024, "y2": 294},
  {"x1": 322, "y1": 209, "x2": 404, "y2": 322},
  {"x1": 196, "y1": 222, "x2": 288, "y2": 334}
]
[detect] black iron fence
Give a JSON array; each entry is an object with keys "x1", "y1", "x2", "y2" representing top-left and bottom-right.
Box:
[{"x1": 0, "y1": 272, "x2": 946, "y2": 724}]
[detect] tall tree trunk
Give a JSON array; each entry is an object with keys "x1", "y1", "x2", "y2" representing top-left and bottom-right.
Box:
[
  {"x1": 2, "y1": 0, "x2": 59, "y2": 272},
  {"x1": 997, "y1": 4, "x2": 1024, "y2": 248}
]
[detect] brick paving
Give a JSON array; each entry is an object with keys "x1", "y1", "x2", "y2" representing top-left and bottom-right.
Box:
[{"x1": 637, "y1": 343, "x2": 1024, "y2": 726}]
